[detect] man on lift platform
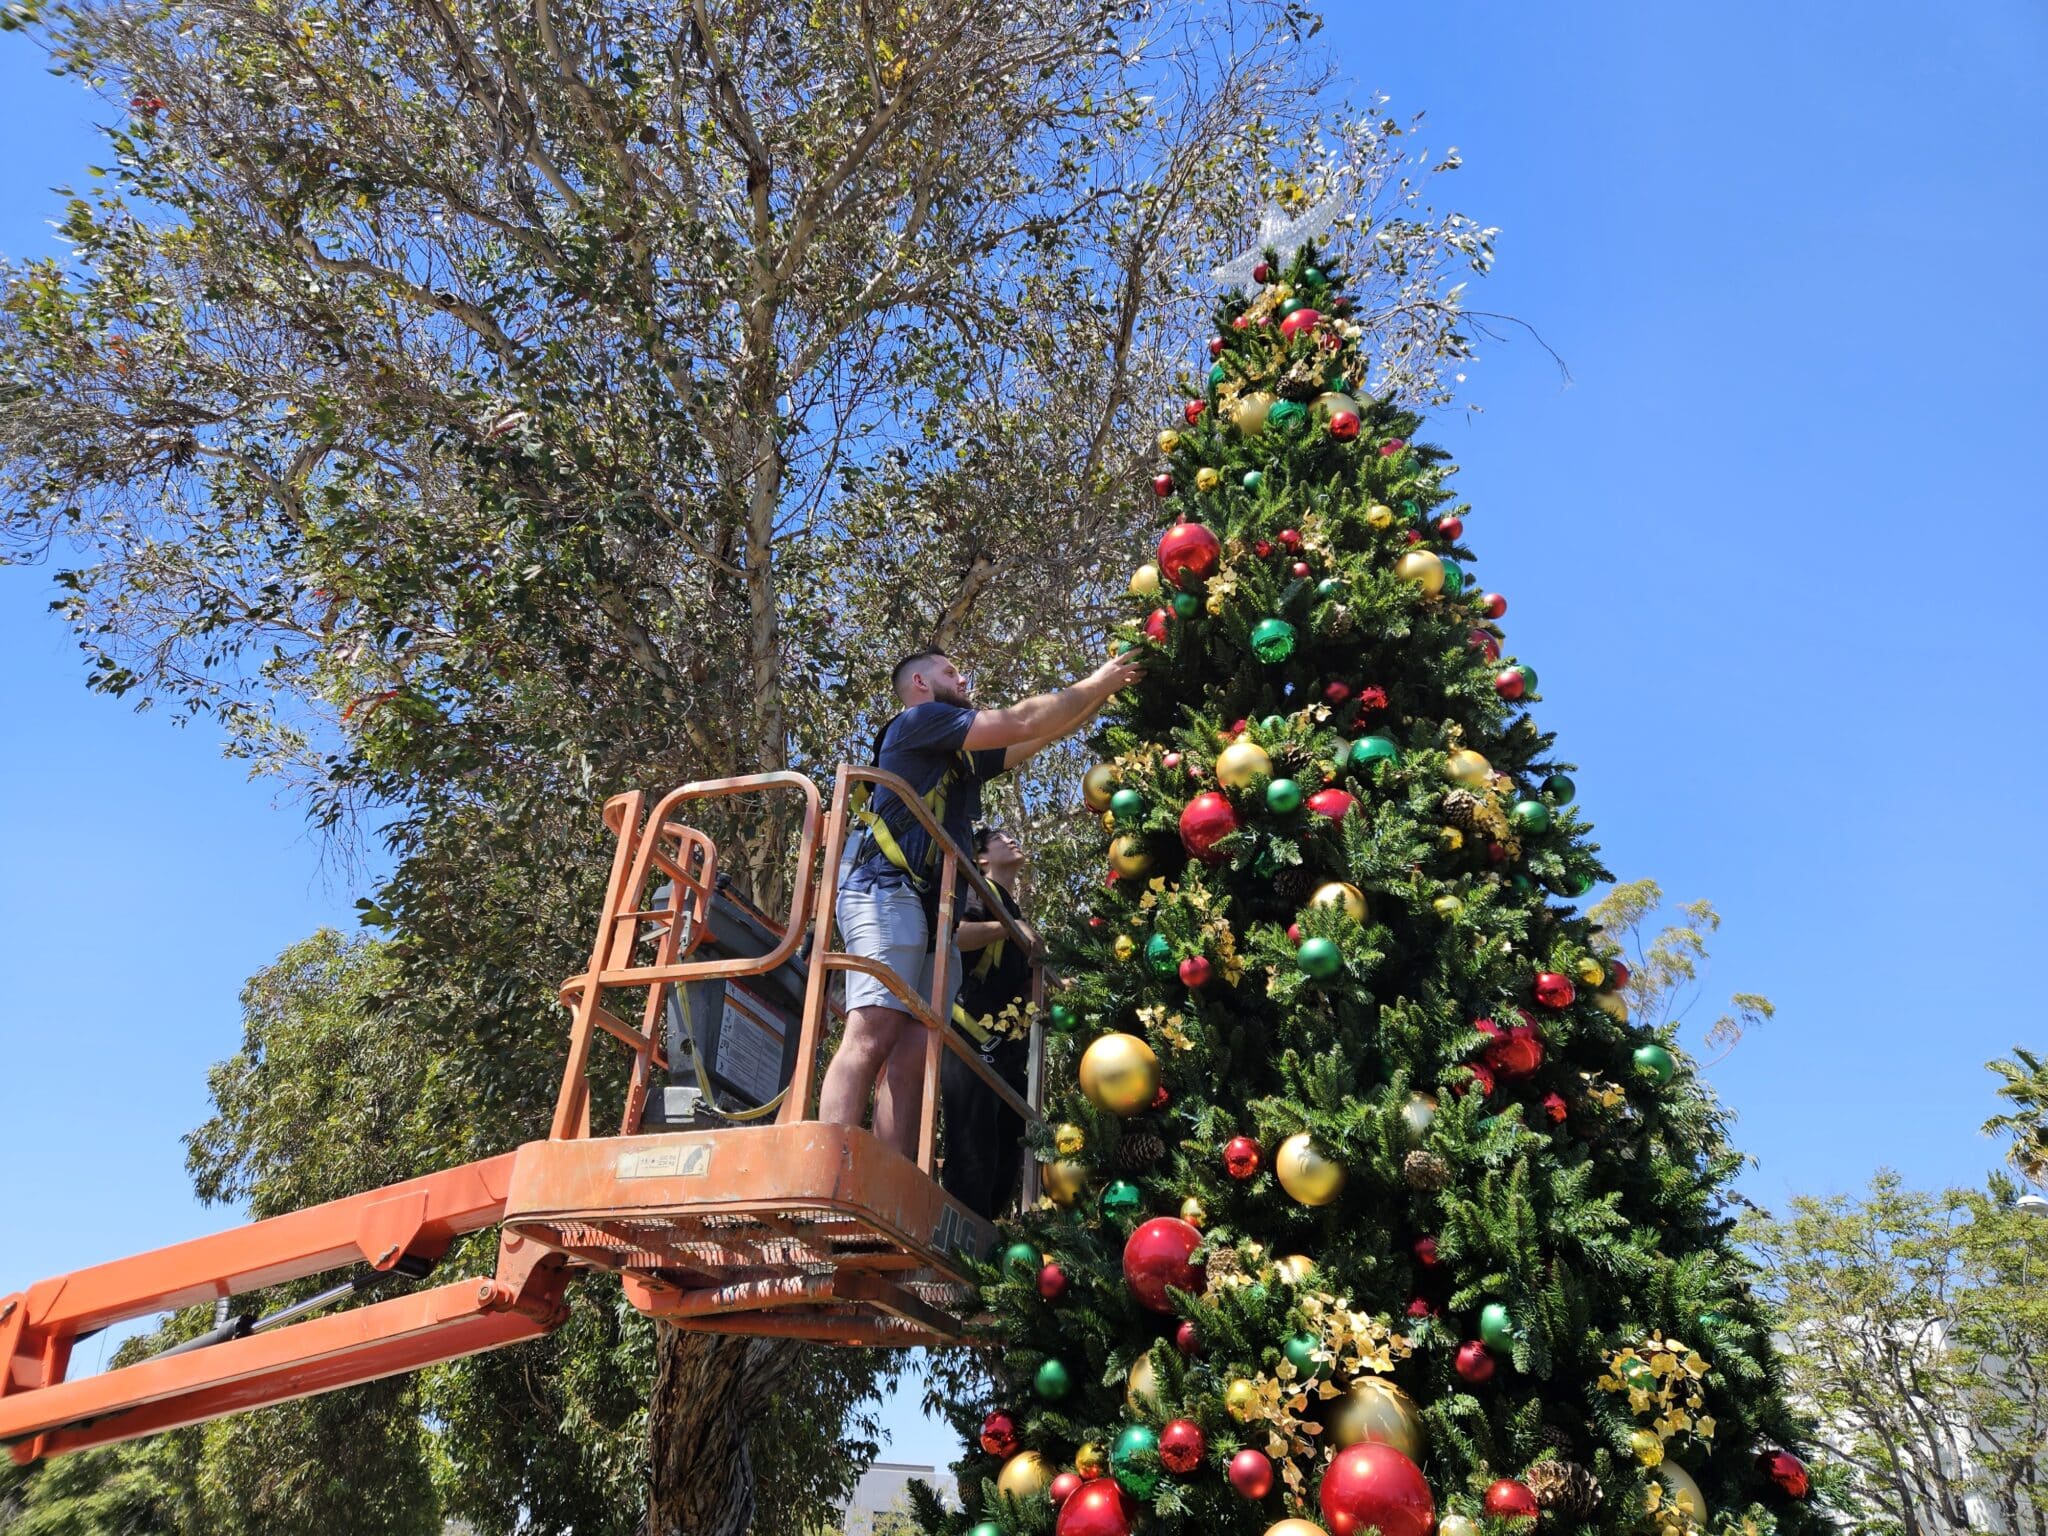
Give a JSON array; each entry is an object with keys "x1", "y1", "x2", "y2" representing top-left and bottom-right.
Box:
[{"x1": 818, "y1": 648, "x2": 1142, "y2": 1159}]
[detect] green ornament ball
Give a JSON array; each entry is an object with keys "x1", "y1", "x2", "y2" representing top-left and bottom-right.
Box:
[
  {"x1": 1283, "y1": 1331, "x2": 1324, "y2": 1378},
  {"x1": 1296, "y1": 935, "x2": 1343, "y2": 980},
  {"x1": 967, "y1": 1524, "x2": 1002, "y2": 1536},
  {"x1": 1250, "y1": 616, "x2": 1296, "y2": 663},
  {"x1": 1003, "y1": 1241, "x2": 1038, "y2": 1275},
  {"x1": 1509, "y1": 798, "x2": 1551, "y2": 834},
  {"x1": 1261, "y1": 714, "x2": 1287, "y2": 734},
  {"x1": 1543, "y1": 773, "x2": 1577, "y2": 805},
  {"x1": 1398, "y1": 498, "x2": 1419, "y2": 519},
  {"x1": 1278, "y1": 295, "x2": 1306, "y2": 317},
  {"x1": 1350, "y1": 735, "x2": 1400, "y2": 770},
  {"x1": 1564, "y1": 871, "x2": 1597, "y2": 897},
  {"x1": 1035, "y1": 1358, "x2": 1072, "y2": 1400},
  {"x1": 1265, "y1": 777, "x2": 1303, "y2": 814},
  {"x1": 1634, "y1": 1042, "x2": 1677, "y2": 1084},
  {"x1": 1510, "y1": 873, "x2": 1536, "y2": 896},
  {"x1": 1315, "y1": 577, "x2": 1344, "y2": 600},
  {"x1": 1242, "y1": 469, "x2": 1265, "y2": 491},
  {"x1": 1268, "y1": 399, "x2": 1307, "y2": 429},
  {"x1": 1099, "y1": 1179, "x2": 1144, "y2": 1217},
  {"x1": 1110, "y1": 787, "x2": 1145, "y2": 822},
  {"x1": 1513, "y1": 663, "x2": 1540, "y2": 694},
  {"x1": 1207, "y1": 361, "x2": 1229, "y2": 388},
  {"x1": 1171, "y1": 591, "x2": 1200, "y2": 619},
  {"x1": 1110, "y1": 1423, "x2": 1161, "y2": 1497},
  {"x1": 1303, "y1": 266, "x2": 1324, "y2": 286},
  {"x1": 1479, "y1": 1301, "x2": 1515, "y2": 1351},
  {"x1": 1145, "y1": 932, "x2": 1178, "y2": 975},
  {"x1": 1047, "y1": 1002, "x2": 1078, "y2": 1033},
  {"x1": 1439, "y1": 559, "x2": 1464, "y2": 596},
  {"x1": 1699, "y1": 1309, "x2": 1730, "y2": 1330}
]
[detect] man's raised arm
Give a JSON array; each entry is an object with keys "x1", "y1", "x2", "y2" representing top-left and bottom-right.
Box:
[{"x1": 961, "y1": 656, "x2": 1144, "y2": 751}]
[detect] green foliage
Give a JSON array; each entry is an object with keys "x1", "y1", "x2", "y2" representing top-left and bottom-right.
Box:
[
  {"x1": 1983, "y1": 1046, "x2": 2048, "y2": 1190},
  {"x1": 1741, "y1": 1171, "x2": 2048, "y2": 1535},
  {"x1": 928, "y1": 243, "x2": 1825, "y2": 1536}
]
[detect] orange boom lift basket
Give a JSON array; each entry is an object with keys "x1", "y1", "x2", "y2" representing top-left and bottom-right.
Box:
[{"x1": 0, "y1": 769, "x2": 1044, "y2": 1464}]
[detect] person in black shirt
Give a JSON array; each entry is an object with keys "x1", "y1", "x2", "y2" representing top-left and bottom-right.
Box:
[{"x1": 940, "y1": 826, "x2": 1037, "y2": 1220}]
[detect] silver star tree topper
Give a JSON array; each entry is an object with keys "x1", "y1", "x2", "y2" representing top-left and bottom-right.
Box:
[{"x1": 1209, "y1": 191, "x2": 1350, "y2": 288}]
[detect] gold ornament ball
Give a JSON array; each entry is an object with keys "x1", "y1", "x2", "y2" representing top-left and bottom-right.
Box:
[
  {"x1": 1113, "y1": 934, "x2": 1136, "y2": 961},
  {"x1": 1439, "y1": 1519, "x2": 1481, "y2": 1536},
  {"x1": 1273, "y1": 1253, "x2": 1315, "y2": 1284},
  {"x1": 1054, "y1": 1122, "x2": 1086, "y2": 1155},
  {"x1": 1075, "y1": 1442, "x2": 1108, "y2": 1479},
  {"x1": 1233, "y1": 390, "x2": 1276, "y2": 435},
  {"x1": 1444, "y1": 749, "x2": 1493, "y2": 788},
  {"x1": 1309, "y1": 881, "x2": 1369, "y2": 923},
  {"x1": 1655, "y1": 1463, "x2": 1707, "y2": 1524},
  {"x1": 1314, "y1": 391, "x2": 1360, "y2": 418},
  {"x1": 1216, "y1": 739, "x2": 1274, "y2": 789},
  {"x1": 1180, "y1": 1195, "x2": 1208, "y2": 1228},
  {"x1": 1630, "y1": 1429, "x2": 1662, "y2": 1463},
  {"x1": 1079, "y1": 1032, "x2": 1161, "y2": 1117},
  {"x1": 1594, "y1": 990, "x2": 1631, "y2": 1023},
  {"x1": 1400, "y1": 1092, "x2": 1438, "y2": 1143},
  {"x1": 997, "y1": 1450, "x2": 1054, "y2": 1500},
  {"x1": 1264, "y1": 1522, "x2": 1328, "y2": 1536},
  {"x1": 1083, "y1": 763, "x2": 1122, "y2": 811},
  {"x1": 1326, "y1": 1376, "x2": 1425, "y2": 1460},
  {"x1": 1042, "y1": 1159, "x2": 1089, "y2": 1207},
  {"x1": 1129, "y1": 562, "x2": 1162, "y2": 598},
  {"x1": 1157, "y1": 429, "x2": 1182, "y2": 454},
  {"x1": 1126, "y1": 1353, "x2": 1161, "y2": 1414},
  {"x1": 1100, "y1": 810, "x2": 1117, "y2": 832},
  {"x1": 1576, "y1": 956, "x2": 1607, "y2": 987},
  {"x1": 1366, "y1": 502, "x2": 1395, "y2": 529},
  {"x1": 1432, "y1": 894, "x2": 1463, "y2": 917},
  {"x1": 1275, "y1": 1132, "x2": 1346, "y2": 1206},
  {"x1": 1394, "y1": 549, "x2": 1444, "y2": 594},
  {"x1": 1195, "y1": 465, "x2": 1222, "y2": 493},
  {"x1": 1224, "y1": 1377, "x2": 1260, "y2": 1421},
  {"x1": 1108, "y1": 835, "x2": 1154, "y2": 878}
]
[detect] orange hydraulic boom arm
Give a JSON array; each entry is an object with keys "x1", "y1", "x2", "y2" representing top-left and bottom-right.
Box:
[{"x1": 0, "y1": 769, "x2": 1044, "y2": 1466}]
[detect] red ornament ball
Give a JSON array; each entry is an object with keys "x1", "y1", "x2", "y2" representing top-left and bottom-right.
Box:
[
  {"x1": 1157, "y1": 520, "x2": 1222, "y2": 588},
  {"x1": 1122, "y1": 1217, "x2": 1205, "y2": 1313},
  {"x1": 1143, "y1": 609, "x2": 1171, "y2": 644},
  {"x1": 1532, "y1": 971, "x2": 1577, "y2": 1010},
  {"x1": 1329, "y1": 409, "x2": 1360, "y2": 441},
  {"x1": 1038, "y1": 1261, "x2": 1068, "y2": 1300},
  {"x1": 1184, "y1": 400, "x2": 1206, "y2": 425},
  {"x1": 1056, "y1": 1477, "x2": 1132, "y2": 1536},
  {"x1": 1222, "y1": 1136, "x2": 1262, "y2": 1180},
  {"x1": 1208, "y1": 336, "x2": 1225, "y2": 357},
  {"x1": 1285, "y1": 922, "x2": 1302, "y2": 944},
  {"x1": 1277, "y1": 527, "x2": 1302, "y2": 549},
  {"x1": 1468, "y1": 628, "x2": 1502, "y2": 661},
  {"x1": 1455, "y1": 1340, "x2": 1496, "y2": 1383},
  {"x1": 1151, "y1": 472, "x2": 1174, "y2": 499},
  {"x1": 1403, "y1": 529, "x2": 1421, "y2": 545},
  {"x1": 1494, "y1": 667, "x2": 1527, "y2": 701},
  {"x1": 1318, "y1": 1442, "x2": 1435, "y2": 1536},
  {"x1": 1179, "y1": 954, "x2": 1213, "y2": 988},
  {"x1": 1087, "y1": 916, "x2": 1105, "y2": 928},
  {"x1": 1050, "y1": 1472, "x2": 1083, "y2": 1507},
  {"x1": 1232, "y1": 314, "x2": 1249, "y2": 330},
  {"x1": 980, "y1": 1410, "x2": 1020, "y2": 1458},
  {"x1": 1227, "y1": 1447, "x2": 1274, "y2": 1499},
  {"x1": 1324, "y1": 680, "x2": 1352, "y2": 704},
  {"x1": 1251, "y1": 261, "x2": 1270, "y2": 283},
  {"x1": 1436, "y1": 515, "x2": 1463, "y2": 539},
  {"x1": 1483, "y1": 1478, "x2": 1539, "y2": 1520},
  {"x1": 1412, "y1": 1234, "x2": 1440, "y2": 1268},
  {"x1": 1254, "y1": 538, "x2": 1273, "y2": 557},
  {"x1": 1175, "y1": 1319, "x2": 1202, "y2": 1355},
  {"x1": 1607, "y1": 959, "x2": 1632, "y2": 989},
  {"x1": 1290, "y1": 560, "x2": 1311, "y2": 578},
  {"x1": 1483, "y1": 591, "x2": 1508, "y2": 619},
  {"x1": 1179, "y1": 791, "x2": 1240, "y2": 862},
  {"x1": 1379, "y1": 438, "x2": 1407, "y2": 457},
  {"x1": 1760, "y1": 1449, "x2": 1811, "y2": 1498},
  {"x1": 1279, "y1": 307, "x2": 1322, "y2": 340},
  {"x1": 1476, "y1": 1018, "x2": 1544, "y2": 1081},
  {"x1": 1162, "y1": 751, "x2": 1182, "y2": 769},
  {"x1": 1306, "y1": 787, "x2": 1358, "y2": 821},
  {"x1": 1458, "y1": 1062, "x2": 1497, "y2": 1100},
  {"x1": 1159, "y1": 1418, "x2": 1206, "y2": 1475}
]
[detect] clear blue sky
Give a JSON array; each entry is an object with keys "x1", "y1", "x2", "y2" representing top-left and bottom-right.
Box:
[{"x1": 2, "y1": 0, "x2": 2042, "y2": 1469}]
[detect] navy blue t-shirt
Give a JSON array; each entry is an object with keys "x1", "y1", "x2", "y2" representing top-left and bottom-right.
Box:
[{"x1": 842, "y1": 702, "x2": 1007, "y2": 897}]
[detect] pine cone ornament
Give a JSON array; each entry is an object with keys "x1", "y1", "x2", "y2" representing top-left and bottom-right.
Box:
[
  {"x1": 1536, "y1": 1423, "x2": 1578, "y2": 1456},
  {"x1": 1276, "y1": 356, "x2": 1324, "y2": 400},
  {"x1": 1524, "y1": 1460, "x2": 1602, "y2": 1517},
  {"x1": 1117, "y1": 1132, "x2": 1167, "y2": 1171},
  {"x1": 1402, "y1": 1149, "x2": 1450, "y2": 1191},
  {"x1": 1441, "y1": 789, "x2": 1485, "y2": 834},
  {"x1": 1325, "y1": 605, "x2": 1357, "y2": 638},
  {"x1": 1272, "y1": 865, "x2": 1313, "y2": 905}
]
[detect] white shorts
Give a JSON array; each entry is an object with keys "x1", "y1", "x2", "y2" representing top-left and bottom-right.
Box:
[{"x1": 836, "y1": 878, "x2": 963, "y2": 1021}]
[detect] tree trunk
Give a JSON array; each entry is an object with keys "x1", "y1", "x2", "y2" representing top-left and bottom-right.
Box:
[{"x1": 642, "y1": 1329, "x2": 802, "y2": 1536}]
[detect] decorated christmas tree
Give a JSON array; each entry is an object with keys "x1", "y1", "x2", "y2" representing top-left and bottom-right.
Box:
[{"x1": 919, "y1": 237, "x2": 1826, "y2": 1536}]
